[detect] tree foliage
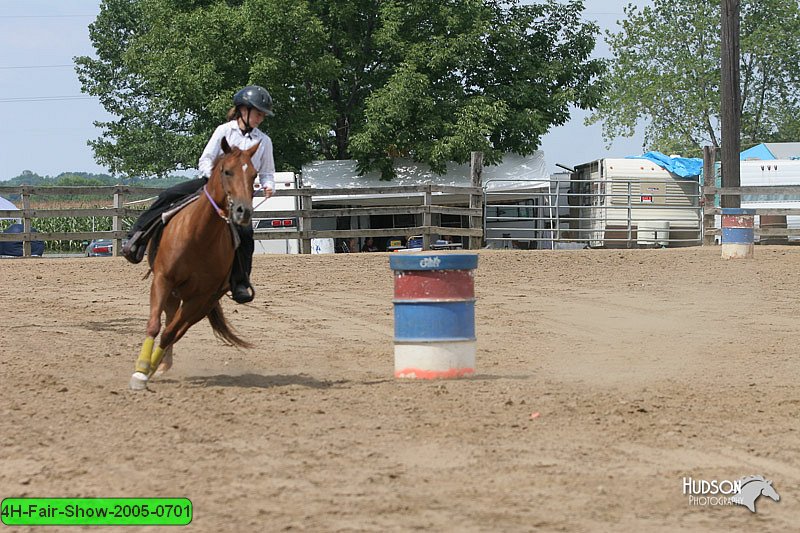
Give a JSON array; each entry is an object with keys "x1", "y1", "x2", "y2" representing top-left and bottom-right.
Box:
[
  {"x1": 76, "y1": 0, "x2": 604, "y2": 178},
  {"x1": 4, "y1": 171, "x2": 189, "y2": 187},
  {"x1": 589, "y1": 0, "x2": 800, "y2": 156}
]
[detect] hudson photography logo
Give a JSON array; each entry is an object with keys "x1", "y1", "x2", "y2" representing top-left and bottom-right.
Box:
[{"x1": 683, "y1": 475, "x2": 781, "y2": 513}]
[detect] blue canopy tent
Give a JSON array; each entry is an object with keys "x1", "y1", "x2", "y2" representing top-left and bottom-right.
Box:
[{"x1": 741, "y1": 142, "x2": 800, "y2": 160}]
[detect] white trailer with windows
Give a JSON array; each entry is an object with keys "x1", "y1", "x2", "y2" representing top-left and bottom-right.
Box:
[
  {"x1": 571, "y1": 158, "x2": 702, "y2": 247},
  {"x1": 253, "y1": 171, "x2": 300, "y2": 254},
  {"x1": 736, "y1": 159, "x2": 800, "y2": 242}
]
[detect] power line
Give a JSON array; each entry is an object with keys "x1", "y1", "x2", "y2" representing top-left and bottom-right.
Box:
[
  {"x1": 0, "y1": 96, "x2": 96, "y2": 103},
  {"x1": 0, "y1": 64, "x2": 75, "y2": 70},
  {"x1": 0, "y1": 14, "x2": 95, "y2": 19}
]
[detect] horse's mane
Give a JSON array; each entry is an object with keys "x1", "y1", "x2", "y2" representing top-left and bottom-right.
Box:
[{"x1": 739, "y1": 475, "x2": 767, "y2": 486}]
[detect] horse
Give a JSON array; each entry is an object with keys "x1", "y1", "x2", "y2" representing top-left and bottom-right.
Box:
[
  {"x1": 731, "y1": 475, "x2": 780, "y2": 513},
  {"x1": 129, "y1": 137, "x2": 259, "y2": 390}
]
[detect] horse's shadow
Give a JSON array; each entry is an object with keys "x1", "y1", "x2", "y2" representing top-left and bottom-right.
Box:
[
  {"x1": 182, "y1": 373, "x2": 347, "y2": 390},
  {"x1": 85, "y1": 319, "x2": 141, "y2": 335}
]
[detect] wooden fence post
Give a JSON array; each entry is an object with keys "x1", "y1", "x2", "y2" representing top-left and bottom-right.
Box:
[
  {"x1": 299, "y1": 189, "x2": 312, "y2": 254},
  {"x1": 422, "y1": 184, "x2": 432, "y2": 250},
  {"x1": 112, "y1": 188, "x2": 122, "y2": 256},
  {"x1": 22, "y1": 188, "x2": 31, "y2": 257},
  {"x1": 702, "y1": 146, "x2": 717, "y2": 245},
  {"x1": 469, "y1": 151, "x2": 484, "y2": 250}
]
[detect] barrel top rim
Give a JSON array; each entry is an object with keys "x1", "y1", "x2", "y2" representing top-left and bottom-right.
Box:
[{"x1": 389, "y1": 253, "x2": 479, "y2": 271}]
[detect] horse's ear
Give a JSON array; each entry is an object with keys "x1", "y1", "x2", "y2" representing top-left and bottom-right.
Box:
[
  {"x1": 221, "y1": 137, "x2": 232, "y2": 154},
  {"x1": 244, "y1": 141, "x2": 260, "y2": 158}
]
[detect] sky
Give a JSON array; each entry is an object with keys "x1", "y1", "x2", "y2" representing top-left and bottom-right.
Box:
[{"x1": 0, "y1": 0, "x2": 649, "y2": 181}]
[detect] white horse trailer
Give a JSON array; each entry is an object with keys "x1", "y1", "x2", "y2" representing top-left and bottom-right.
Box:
[
  {"x1": 253, "y1": 171, "x2": 300, "y2": 254},
  {"x1": 571, "y1": 158, "x2": 702, "y2": 248},
  {"x1": 738, "y1": 159, "x2": 800, "y2": 242}
]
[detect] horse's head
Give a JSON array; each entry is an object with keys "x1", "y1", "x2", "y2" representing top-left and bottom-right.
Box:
[
  {"x1": 761, "y1": 480, "x2": 780, "y2": 502},
  {"x1": 215, "y1": 137, "x2": 259, "y2": 226},
  {"x1": 734, "y1": 476, "x2": 781, "y2": 512}
]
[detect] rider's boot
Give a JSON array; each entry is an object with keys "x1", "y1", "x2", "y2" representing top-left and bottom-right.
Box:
[
  {"x1": 122, "y1": 230, "x2": 147, "y2": 264},
  {"x1": 231, "y1": 280, "x2": 255, "y2": 304}
]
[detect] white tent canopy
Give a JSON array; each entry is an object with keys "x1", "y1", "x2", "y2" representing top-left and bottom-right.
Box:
[
  {"x1": 300, "y1": 153, "x2": 550, "y2": 206},
  {"x1": 301, "y1": 152, "x2": 549, "y2": 190},
  {"x1": 0, "y1": 196, "x2": 21, "y2": 222}
]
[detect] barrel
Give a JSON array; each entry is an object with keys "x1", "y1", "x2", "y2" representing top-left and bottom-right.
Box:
[
  {"x1": 389, "y1": 253, "x2": 478, "y2": 379},
  {"x1": 721, "y1": 208, "x2": 755, "y2": 259}
]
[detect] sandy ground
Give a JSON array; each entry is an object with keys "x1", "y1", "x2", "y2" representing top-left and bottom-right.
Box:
[{"x1": 0, "y1": 247, "x2": 798, "y2": 532}]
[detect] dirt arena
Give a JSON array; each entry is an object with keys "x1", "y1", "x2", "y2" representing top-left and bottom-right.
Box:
[{"x1": 1, "y1": 247, "x2": 798, "y2": 531}]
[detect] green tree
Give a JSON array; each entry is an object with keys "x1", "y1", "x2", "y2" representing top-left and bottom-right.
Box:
[
  {"x1": 76, "y1": 0, "x2": 604, "y2": 179},
  {"x1": 55, "y1": 175, "x2": 107, "y2": 187},
  {"x1": 6, "y1": 170, "x2": 48, "y2": 186},
  {"x1": 589, "y1": 0, "x2": 800, "y2": 156}
]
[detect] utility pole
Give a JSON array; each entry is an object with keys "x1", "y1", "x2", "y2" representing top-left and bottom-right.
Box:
[{"x1": 720, "y1": 0, "x2": 741, "y2": 208}]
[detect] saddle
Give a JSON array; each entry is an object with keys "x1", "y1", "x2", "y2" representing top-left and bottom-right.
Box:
[
  {"x1": 146, "y1": 190, "x2": 241, "y2": 265},
  {"x1": 161, "y1": 193, "x2": 200, "y2": 225},
  {"x1": 136, "y1": 193, "x2": 201, "y2": 266}
]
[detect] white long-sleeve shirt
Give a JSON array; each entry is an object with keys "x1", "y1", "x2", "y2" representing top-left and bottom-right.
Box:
[{"x1": 198, "y1": 120, "x2": 275, "y2": 191}]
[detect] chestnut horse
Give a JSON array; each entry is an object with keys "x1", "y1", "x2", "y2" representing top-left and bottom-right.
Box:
[{"x1": 129, "y1": 138, "x2": 258, "y2": 390}]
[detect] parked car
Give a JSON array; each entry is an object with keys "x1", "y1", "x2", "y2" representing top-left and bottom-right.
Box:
[{"x1": 85, "y1": 239, "x2": 114, "y2": 257}]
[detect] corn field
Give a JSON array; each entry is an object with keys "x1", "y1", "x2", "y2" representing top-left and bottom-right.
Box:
[{"x1": 1, "y1": 195, "x2": 149, "y2": 254}]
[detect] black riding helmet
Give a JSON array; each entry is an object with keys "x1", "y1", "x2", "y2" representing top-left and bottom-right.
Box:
[{"x1": 233, "y1": 85, "x2": 274, "y2": 116}]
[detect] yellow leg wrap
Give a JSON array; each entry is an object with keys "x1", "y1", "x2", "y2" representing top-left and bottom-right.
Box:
[
  {"x1": 148, "y1": 346, "x2": 167, "y2": 378},
  {"x1": 135, "y1": 337, "x2": 155, "y2": 374}
]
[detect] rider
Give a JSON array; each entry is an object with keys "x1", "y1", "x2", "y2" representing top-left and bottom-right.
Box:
[{"x1": 123, "y1": 85, "x2": 276, "y2": 304}]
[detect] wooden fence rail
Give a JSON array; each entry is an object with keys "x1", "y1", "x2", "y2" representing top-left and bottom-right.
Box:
[
  {"x1": 0, "y1": 184, "x2": 483, "y2": 256},
  {"x1": 702, "y1": 185, "x2": 800, "y2": 240}
]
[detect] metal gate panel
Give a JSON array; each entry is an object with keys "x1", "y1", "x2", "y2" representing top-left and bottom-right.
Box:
[{"x1": 484, "y1": 177, "x2": 702, "y2": 249}]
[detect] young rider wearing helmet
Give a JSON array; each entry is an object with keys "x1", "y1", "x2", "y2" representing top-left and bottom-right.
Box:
[{"x1": 123, "y1": 85, "x2": 276, "y2": 304}]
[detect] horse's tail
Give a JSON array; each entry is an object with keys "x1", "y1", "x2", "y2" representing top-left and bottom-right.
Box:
[{"x1": 207, "y1": 301, "x2": 253, "y2": 348}]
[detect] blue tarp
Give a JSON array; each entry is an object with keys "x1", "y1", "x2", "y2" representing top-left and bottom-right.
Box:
[
  {"x1": 0, "y1": 223, "x2": 45, "y2": 256},
  {"x1": 627, "y1": 151, "x2": 703, "y2": 179}
]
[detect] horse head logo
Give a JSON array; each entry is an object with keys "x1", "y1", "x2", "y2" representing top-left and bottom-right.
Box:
[{"x1": 731, "y1": 475, "x2": 780, "y2": 513}]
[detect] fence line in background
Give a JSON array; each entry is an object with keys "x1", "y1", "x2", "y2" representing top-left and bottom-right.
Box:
[
  {"x1": 0, "y1": 185, "x2": 483, "y2": 256},
  {"x1": 6, "y1": 181, "x2": 800, "y2": 257},
  {"x1": 702, "y1": 185, "x2": 800, "y2": 243}
]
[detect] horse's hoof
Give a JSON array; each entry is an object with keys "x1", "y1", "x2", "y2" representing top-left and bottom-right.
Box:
[
  {"x1": 129, "y1": 372, "x2": 149, "y2": 391},
  {"x1": 154, "y1": 358, "x2": 172, "y2": 378}
]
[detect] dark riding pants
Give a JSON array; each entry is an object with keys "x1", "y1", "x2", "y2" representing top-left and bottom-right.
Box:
[
  {"x1": 127, "y1": 178, "x2": 208, "y2": 238},
  {"x1": 232, "y1": 224, "x2": 254, "y2": 287}
]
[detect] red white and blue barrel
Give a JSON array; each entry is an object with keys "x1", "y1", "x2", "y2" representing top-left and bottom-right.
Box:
[
  {"x1": 389, "y1": 253, "x2": 478, "y2": 379},
  {"x1": 721, "y1": 208, "x2": 755, "y2": 259}
]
